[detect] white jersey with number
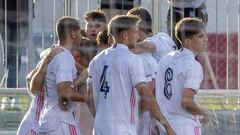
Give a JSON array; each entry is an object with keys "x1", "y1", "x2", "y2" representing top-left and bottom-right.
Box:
[
  {"x1": 88, "y1": 44, "x2": 146, "y2": 135},
  {"x1": 155, "y1": 48, "x2": 203, "y2": 134},
  {"x1": 144, "y1": 32, "x2": 177, "y2": 62},
  {"x1": 39, "y1": 47, "x2": 80, "y2": 133}
]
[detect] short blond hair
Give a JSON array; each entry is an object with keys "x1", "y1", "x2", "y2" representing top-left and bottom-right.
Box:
[{"x1": 108, "y1": 15, "x2": 140, "y2": 39}]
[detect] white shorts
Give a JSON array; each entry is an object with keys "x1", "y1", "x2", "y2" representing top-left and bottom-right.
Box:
[
  {"x1": 26, "y1": 130, "x2": 39, "y2": 135},
  {"x1": 39, "y1": 122, "x2": 81, "y2": 135},
  {"x1": 173, "y1": 126, "x2": 201, "y2": 135},
  {"x1": 139, "y1": 112, "x2": 167, "y2": 135},
  {"x1": 17, "y1": 119, "x2": 39, "y2": 135},
  {"x1": 17, "y1": 129, "x2": 39, "y2": 135},
  {"x1": 138, "y1": 111, "x2": 151, "y2": 135},
  {"x1": 159, "y1": 125, "x2": 201, "y2": 135}
]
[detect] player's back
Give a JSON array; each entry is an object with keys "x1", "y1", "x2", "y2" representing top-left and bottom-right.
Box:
[
  {"x1": 155, "y1": 49, "x2": 202, "y2": 127},
  {"x1": 89, "y1": 44, "x2": 146, "y2": 135}
]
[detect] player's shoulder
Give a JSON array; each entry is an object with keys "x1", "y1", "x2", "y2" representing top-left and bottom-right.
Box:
[
  {"x1": 160, "y1": 51, "x2": 176, "y2": 61},
  {"x1": 89, "y1": 48, "x2": 110, "y2": 66},
  {"x1": 151, "y1": 32, "x2": 172, "y2": 42},
  {"x1": 183, "y1": 58, "x2": 203, "y2": 75},
  {"x1": 54, "y1": 47, "x2": 71, "y2": 58}
]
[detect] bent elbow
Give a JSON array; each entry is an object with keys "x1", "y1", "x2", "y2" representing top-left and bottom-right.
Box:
[
  {"x1": 29, "y1": 85, "x2": 39, "y2": 95},
  {"x1": 181, "y1": 97, "x2": 191, "y2": 110}
]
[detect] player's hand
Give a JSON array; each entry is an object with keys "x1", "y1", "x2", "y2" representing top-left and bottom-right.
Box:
[
  {"x1": 130, "y1": 47, "x2": 142, "y2": 54},
  {"x1": 150, "y1": 118, "x2": 161, "y2": 135},
  {"x1": 199, "y1": 115, "x2": 209, "y2": 124},
  {"x1": 199, "y1": 107, "x2": 209, "y2": 124},
  {"x1": 43, "y1": 47, "x2": 64, "y2": 63},
  {"x1": 164, "y1": 124, "x2": 176, "y2": 135},
  {"x1": 151, "y1": 126, "x2": 160, "y2": 135},
  {"x1": 59, "y1": 97, "x2": 69, "y2": 111},
  {"x1": 158, "y1": 119, "x2": 176, "y2": 135}
]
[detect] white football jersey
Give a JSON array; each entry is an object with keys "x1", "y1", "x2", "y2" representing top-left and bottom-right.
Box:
[
  {"x1": 88, "y1": 44, "x2": 146, "y2": 135},
  {"x1": 155, "y1": 48, "x2": 203, "y2": 132},
  {"x1": 137, "y1": 53, "x2": 158, "y2": 82},
  {"x1": 144, "y1": 32, "x2": 177, "y2": 62},
  {"x1": 39, "y1": 47, "x2": 79, "y2": 132},
  {"x1": 136, "y1": 53, "x2": 157, "y2": 135},
  {"x1": 17, "y1": 87, "x2": 44, "y2": 135}
]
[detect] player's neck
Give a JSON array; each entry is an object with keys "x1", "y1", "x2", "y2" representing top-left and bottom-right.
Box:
[{"x1": 57, "y1": 40, "x2": 72, "y2": 50}]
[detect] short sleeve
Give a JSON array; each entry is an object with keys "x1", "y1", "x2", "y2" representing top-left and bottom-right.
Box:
[
  {"x1": 184, "y1": 62, "x2": 203, "y2": 92},
  {"x1": 129, "y1": 55, "x2": 147, "y2": 87},
  {"x1": 87, "y1": 60, "x2": 94, "y2": 85},
  {"x1": 145, "y1": 32, "x2": 177, "y2": 61},
  {"x1": 56, "y1": 52, "x2": 75, "y2": 84}
]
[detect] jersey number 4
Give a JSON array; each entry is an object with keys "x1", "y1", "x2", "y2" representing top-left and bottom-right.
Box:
[
  {"x1": 164, "y1": 67, "x2": 173, "y2": 100},
  {"x1": 100, "y1": 65, "x2": 110, "y2": 98}
]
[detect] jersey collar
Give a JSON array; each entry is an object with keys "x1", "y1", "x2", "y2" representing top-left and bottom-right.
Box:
[
  {"x1": 182, "y1": 48, "x2": 195, "y2": 58},
  {"x1": 115, "y1": 43, "x2": 129, "y2": 51}
]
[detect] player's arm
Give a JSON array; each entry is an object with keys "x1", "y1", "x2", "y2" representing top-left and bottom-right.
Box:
[
  {"x1": 136, "y1": 82, "x2": 175, "y2": 135},
  {"x1": 139, "y1": 79, "x2": 156, "y2": 114},
  {"x1": 182, "y1": 88, "x2": 208, "y2": 116},
  {"x1": 30, "y1": 47, "x2": 63, "y2": 94},
  {"x1": 26, "y1": 68, "x2": 38, "y2": 95},
  {"x1": 73, "y1": 68, "x2": 88, "y2": 87},
  {"x1": 57, "y1": 81, "x2": 86, "y2": 102},
  {"x1": 148, "y1": 79, "x2": 156, "y2": 97},
  {"x1": 75, "y1": 61, "x2": 86, "y2": 72},
  {"x1": 29, "y1": 57, "x2": 49, "y2": 94},
  {"x1": 131, "y1": 40, "x2": 156, "y2": 54},
  {"x1": 86, "y1": 82, "x2": 95, "y2": 117}
]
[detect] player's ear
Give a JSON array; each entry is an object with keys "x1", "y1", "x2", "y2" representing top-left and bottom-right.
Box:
[
  {"x1": 122, "y1": 31, "x2": 128, "y2": 40},
  {"x1": 70, "y1": 31, "x2": 76, "y2": 39},
  {"x1": 185, "y1": 38, "x2": 191, "y2": 45}
]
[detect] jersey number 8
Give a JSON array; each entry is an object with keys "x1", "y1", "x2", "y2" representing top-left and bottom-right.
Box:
[{"x1": 164, "y1": 67, "x2": 173, "y2": 100}]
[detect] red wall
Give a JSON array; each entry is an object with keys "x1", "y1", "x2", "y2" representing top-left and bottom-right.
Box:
[{"x1": 198, "y1": 33, "x2": 238, "y2": 89}]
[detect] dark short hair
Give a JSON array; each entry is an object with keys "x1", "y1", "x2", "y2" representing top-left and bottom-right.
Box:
[
  {"x1": 127, "y1": 7, "x2": 152, "y2": 33},
  {"x1": 84, "y1": 10, "x2": 107, "y2": 23},
  {"x1": 96, "y1": 30, "x2": 109, "y2": 45},
  {"x1": 56, "y1": 16, "x2": 80, "y2": 40},
  {"x1": 108, "y1": 15, "x2": 140, "y2": 39},
  {"x1": 175, "y1": 17, "x2": 205, "y2": 43}
]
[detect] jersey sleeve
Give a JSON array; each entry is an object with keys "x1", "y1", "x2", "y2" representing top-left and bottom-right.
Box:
[
  {"x1": 87, "y1": 60, "x2": 94, "y2": 85},
  {"x1": 149, "y1": 59, "x2": 158, "y2": 80},
  {"x1": 184, "y1": 62, "x2": 203, "y2": 93},
  {"x1": 145, "y1": 32, "x2": 176, "y2": 52},
  {"x1": 129, "y1": 55, "x2": 147, "y2": 87},
  {"x1": 56, "y1": 52, "x2": 75, "y2": 84}
]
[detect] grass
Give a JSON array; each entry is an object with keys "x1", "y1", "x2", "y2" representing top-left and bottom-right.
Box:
[
  {"x1": 0, "y1": 96, "x2": 31, "y2": 111},
  {"x1": 198, "y1": 96, "x2": 240, "y2": 111},
  {"x1": 1, "y1": 94, "x2": 240, "y2": 111}
]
